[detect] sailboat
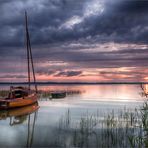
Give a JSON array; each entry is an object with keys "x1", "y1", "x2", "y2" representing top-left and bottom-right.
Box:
[{"x1": 0, "y1": 12, "x2": 38, "y2": 109}]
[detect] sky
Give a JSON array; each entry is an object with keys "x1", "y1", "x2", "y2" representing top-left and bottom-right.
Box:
[{"x1": 0, "y1": 0, "x2": 148, "y2": 82}]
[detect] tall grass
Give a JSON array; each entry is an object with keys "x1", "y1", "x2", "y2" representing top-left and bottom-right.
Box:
[
  {"x1": 0, "y1": 90, "x2": 9, "y2": 98},
  {"x1": 53, "y1": 103, "x2": 148, "y2": 148}
]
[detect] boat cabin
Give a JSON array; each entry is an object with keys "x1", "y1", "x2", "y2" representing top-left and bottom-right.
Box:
[{"x1": 8, "y1": 87, "x2": 29, "y2": 99}]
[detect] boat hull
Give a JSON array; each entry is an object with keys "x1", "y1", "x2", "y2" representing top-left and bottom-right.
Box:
[
  {"x1": 0, "y1": 103, "x2": 39, "y2": 119},
  {"x1": 51, "y1": 92, "x2": 66, "y2": 99},
  {"x1": 0, "y1": 94, "x2": 38, "y2": 109}
]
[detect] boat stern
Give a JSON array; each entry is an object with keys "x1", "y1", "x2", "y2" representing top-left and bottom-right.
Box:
[{"x1": 0, "y1": 100, "x2": 9, "y2": 109}]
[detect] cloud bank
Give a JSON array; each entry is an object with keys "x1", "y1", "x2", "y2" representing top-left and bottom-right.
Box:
[{"x1": 0, "y1": 0, "x2": 148, "y2": 82}]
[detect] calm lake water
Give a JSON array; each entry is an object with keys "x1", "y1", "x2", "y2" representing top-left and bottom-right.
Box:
[{"x1": 0, "y1": 84, "x2": 146, "y2": 147}]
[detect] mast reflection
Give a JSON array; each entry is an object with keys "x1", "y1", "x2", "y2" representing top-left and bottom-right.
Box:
[{"x1": 0, "y1": 103, "x2": 39, "y2": 147}]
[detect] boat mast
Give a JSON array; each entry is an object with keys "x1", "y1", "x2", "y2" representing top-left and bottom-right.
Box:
[
  {"x1": 25, "y1": 12, "x2": 38, "y2": 93},
  {"x1": 25, "y1": 12, "x2": 30, "y2": 90}
]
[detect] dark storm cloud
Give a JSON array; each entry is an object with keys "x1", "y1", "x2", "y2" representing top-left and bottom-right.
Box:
[
  {"x1": 35, "y1": 46, "x2": 148, "y2": 63},
  {"x1": 117, "y1": 1, "x2": 148, "y2": 13},
  {"x1": 0, "y1": 0, "x2": 148, "y2": 48},
  {"x1": 0, "y1": 0, "x2": 148, "y2": 82},
  {"x1": 0, "y1": 74, "x2": 27, "y2": 79},
  {"x1": 36, "y1": 70, "x2": 55, "y2": 76},
  {"x1": 54, "y1": 70, "x2": 82, "y2": 77},
  {"x1": 0, "y1": 0, "x2": 84, "y2": 47}
]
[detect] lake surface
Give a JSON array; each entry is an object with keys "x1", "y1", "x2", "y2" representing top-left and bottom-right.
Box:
[{"x1": 0, "y1": 84, "x2": 147, "y2": 147}]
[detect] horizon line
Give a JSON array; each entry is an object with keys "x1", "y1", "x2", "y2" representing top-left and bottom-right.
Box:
[{"x1": 0, "y1": 81, "x2": 148, "y2": 85}]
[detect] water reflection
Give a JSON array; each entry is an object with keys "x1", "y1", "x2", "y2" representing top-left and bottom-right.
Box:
[
  {"x1": 0, "y1": 103, "x2": 39, "y2": 122},
  {"x1": 0, "y1": 84, "x2": 145, "y2": 102},
  {"x1": 0, "y1": 84, "x2": 146, "y2": 147},
  {"x1": 35, "y1": 84, "x2": 144, "y2": 102},
  {"x1": 0, "y1": 103, "x2": 39, "y2": 147}
]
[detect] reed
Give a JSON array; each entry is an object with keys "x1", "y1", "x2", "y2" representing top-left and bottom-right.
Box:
[
  {"x1": 54, "y1": 102, "x2": 148, "y2": 148},
  {"x1": 0, "y1": 90, "x2": 9, "y2": 98}
]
